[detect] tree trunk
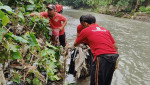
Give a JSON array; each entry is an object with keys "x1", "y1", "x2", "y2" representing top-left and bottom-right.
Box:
[{"x1": 134, "y1": 0, "x2": 140, "y2": 11}]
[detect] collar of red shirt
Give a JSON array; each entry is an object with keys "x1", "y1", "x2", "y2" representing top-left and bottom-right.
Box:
[{"x1": 89, "y1": 23, "x2": 99, "y2": 27}]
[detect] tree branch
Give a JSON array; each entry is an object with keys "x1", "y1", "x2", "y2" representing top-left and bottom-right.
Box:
[{"x1": 0, "y1": 64, "x2": 6, "y2": 85}]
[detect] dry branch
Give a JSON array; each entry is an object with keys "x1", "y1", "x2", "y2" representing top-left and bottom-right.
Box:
[{"x1": 0, "y1": 64, "x2": 6, "y2": 85}]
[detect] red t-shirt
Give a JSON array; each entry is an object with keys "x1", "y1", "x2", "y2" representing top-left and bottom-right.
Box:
[
  {"x1": 77, "y1": 23, "x2": 99, "y2": 34},
  {"x1": 56, "y1": 4, "x2": 61, "y2": 12},
  {"x1": 77, "y1": 24, "x2": 87, "y2": 43},
  {"x1": 77, "y1": 23, "x2": 99, "y2": 44},
  {"x1": 60, "y1": 5, "x2": 63, "y2": 10},
  {"x1": 77, "y1": 24, "x2": 84, "y2": 34},
  {"x1": 75, "y1": 24, "x2": 117, "y2": 61},
  {"x1": 39, "y1": 12, "x2": 67, "y2": 35}
]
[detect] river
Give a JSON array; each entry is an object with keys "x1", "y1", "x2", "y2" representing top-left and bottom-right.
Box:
[{"x1": 62, "y1": 6, "x2": 150, "y2": 85}]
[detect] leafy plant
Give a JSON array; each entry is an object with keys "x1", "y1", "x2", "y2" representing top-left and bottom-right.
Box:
[
  {"x1": 33, "y1": 78, "x2": 42, "y2": 85},
  {"x1": 0, "y1": 7, "x2": 11, "y2": 26},
  {"x1": 130, "y1": 10, "x2": 135, "y2": 15},
  {"x1": 115, "y1": 12, "x2": 124, "y2": 17},
  {"x1": 139, "y1": 6, "x2": 146, "y2": 12},
  {"x1": 146, "y1": 6, "x2": 150, "y2": 14},
  {"x1": 13, "y1": 72, "x2": 22, "y2": 84},
  {"x1": 0, "y1": 1, "x2": 63, "y2": 84},
  {"x1": 27, "y1": 15, "x2": 51, "y2": 41}
]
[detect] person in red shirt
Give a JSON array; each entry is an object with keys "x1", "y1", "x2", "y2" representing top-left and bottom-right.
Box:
[
  {"x1": 76, "y1": 15, "x2": 87, "y2": 44},
  {"x1": 55, "y1": 3, "x2": 61, "y2": 13},
  {"x1": 60, "y1": 5, "x2": 63, "y2": 13},
  {"x1": 77, "y1": 15, "x2": 86, "y2": 37},
  {"x1": 73, "y1": 14, "x2": 119, "y2": 85},
  {"x1": 77, "y1": 15, "x2": 99, "y2": 44},
  {"x1": 58, "y1": 5, "x2": 63, "y2": 13},
  {"x1": 30, "y1": 5, "x2": 67, "y2": 47}
]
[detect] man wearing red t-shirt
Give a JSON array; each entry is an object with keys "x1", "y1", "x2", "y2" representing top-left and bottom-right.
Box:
[
  {"x1": 60, "y1": 5, "x2": 63, "y2": 13},
  {"x1": 73, "y1": 14, "x2": 119, "y2": 85},
  {"x1": 77, "y1": 15, "x2": 86, "y2": 37},
  {"x1": 76, "y1": 15, "x2": 87, "y2": 44},
  {"x1": 56, "y1": 3, "x2": 61, "y2": 13},
  {"x1": 30, "y1": 5, "x2": 67, "y2": 47},
  {"x1": 77, "y1": 15, "x2": 99, "y2": 44}
]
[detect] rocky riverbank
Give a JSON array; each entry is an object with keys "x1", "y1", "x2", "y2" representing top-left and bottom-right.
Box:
[{"x1": 131, "y1": 12, "x2": 150, "y2": 22}]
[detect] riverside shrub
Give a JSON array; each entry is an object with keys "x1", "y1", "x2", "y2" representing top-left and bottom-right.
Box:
[
  {"x1": 146, "y1": 7, "x2": 150, "y2": 14},
  {"x1": 139, "y1": 6, "x2": 146, "y2": 12}
]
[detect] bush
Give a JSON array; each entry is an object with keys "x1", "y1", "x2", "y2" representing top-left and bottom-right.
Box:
[
  {"x1": 139, "y1": 6, "x2": 146, "y2": 12},
  {"x1": 130, "y1": 10, "x2": 135, "y2": 15},
  {"x1": 115, "y1": 12, "x2": 124, "y2": 17},
  {"x1": 93, "y1": 8, "x2": 99, "y2": 13},
  {"x1": 146, "y1": 7, "x2": 150, "y2": 14},
  {"x1": 105, "y1": 10, "x2": 111, "y2": 15}
]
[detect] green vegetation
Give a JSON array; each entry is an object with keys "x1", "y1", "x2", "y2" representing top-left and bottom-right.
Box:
[
  {"x1": 61, "y1": 0, "x2": 150, "y2": 18},
  {"x1": 146, "y1": 6, "x2": 150, "y2": 14},
  {"x1": 0, "y1": 0, "x2": 64, "y2": 84},
  {"x1": 139, "y1": 6, "x2": 146, "y2": 12},
  {"x1": 139, "y1": 6, "x2": 150, "y2": 14}
]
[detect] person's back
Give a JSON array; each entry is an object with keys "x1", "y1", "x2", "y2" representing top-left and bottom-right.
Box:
[
  {"x1": 74, "y1": 14, "x2": 119, "y2": 85},
  {"x1": 80, "y1": 24, "x2": 117, "y2": 61}
]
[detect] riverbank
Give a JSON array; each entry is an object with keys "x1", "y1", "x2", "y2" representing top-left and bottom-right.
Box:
[{"x1": 76, "y1": 7, "x2": 150, "y2": 22}]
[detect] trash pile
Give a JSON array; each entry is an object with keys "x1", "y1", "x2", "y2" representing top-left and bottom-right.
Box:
[{"x1": 68, "y1": 44, "x2": 93, "y2": 79}]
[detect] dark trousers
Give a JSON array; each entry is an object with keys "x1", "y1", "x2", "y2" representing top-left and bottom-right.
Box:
[
  {"x1": 90, "y1": 54, "x2": 119, "y2": 85},
  {"x1": 59, "y1": 33, "x2": 66, "y2": 47}
]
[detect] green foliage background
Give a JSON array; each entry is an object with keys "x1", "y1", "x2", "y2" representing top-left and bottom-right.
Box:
[{"x1": 60, "y1": 0, "x2": 150, "y2": 12}]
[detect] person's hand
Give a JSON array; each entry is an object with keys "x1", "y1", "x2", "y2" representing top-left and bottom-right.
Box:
[
  {"x1": 115, "y1": 64, "x2": 118, "y2": 70},
  {"x1": 67, "y1": 45, "x2": 75, "y2": 50},
  {"x1": 59, "y1": 27, "x2": 63, "y2": 31},
  {"x1": 30, "y1": 13, "x2": 36, "y2": 16},
  {"x1": 115, "y1": 57, "x2": 120, "y2": 70}
]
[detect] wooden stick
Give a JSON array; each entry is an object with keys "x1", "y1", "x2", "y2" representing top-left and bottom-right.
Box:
[
  {"x1": 62, "y1": 48, "x2": 70, "y2": 84},
  {"x1": 30, "y1": 23, "x2": 36, "y2": 33},
  {"x1": 0, "y1": 64, "x2": 6, "y2": 85}
]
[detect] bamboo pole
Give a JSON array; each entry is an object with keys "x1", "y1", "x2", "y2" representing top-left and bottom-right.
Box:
[{"x1": 62, "y1": 46, "x2": 70, "y2": 84}]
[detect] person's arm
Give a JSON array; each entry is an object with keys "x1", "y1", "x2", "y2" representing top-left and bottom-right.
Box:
[
  {"x1": 77, "y1": 33, "x2": 80, "y2": 37},
  {"x1": 30, "y1": 13, "x2": 37, "y2": 16},
  {"x1": 108, "y1": 31, "x2": 118, "y2": 52},
  {"x1": 25, "y1": 12, "x2": 38, "y2": 17},
  {"x1": 113, "y1": 43, "x2": 118, "y2": 52},
  {"x1": 74, "y1": 29, "x2": 87, "y2": 47},
  {"x1": 29, "y1": 12, "x2": 48, "y2": 18},
  {"x1": 74, "y1": 41, "x2": 79, "y2": 47},
  {"x1": 77, "y1": 25, "x2": 81, "y2": 37},
  {"x1": 39, "y1": 12, "x2": 48, "y2": 18},
  {"x1": 59, "y1": 19, "x2": 67, "y2": 31}
]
